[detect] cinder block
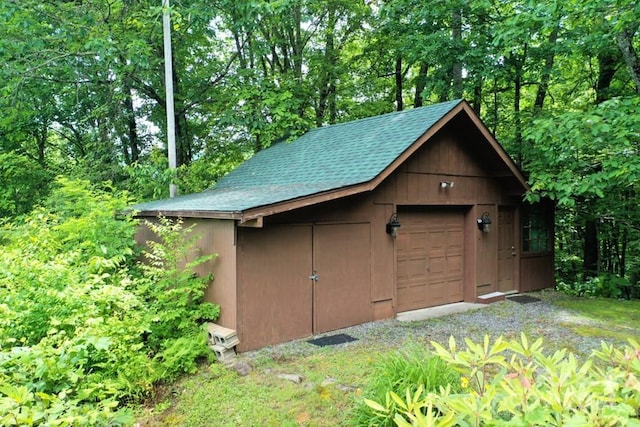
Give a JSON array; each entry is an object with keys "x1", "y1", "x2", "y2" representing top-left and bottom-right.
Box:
[
  {"x1": 211, "y1": 344, "x2": 236, "y2": 363},
  {"x1": 205, "y1": 322, "x2": 240, "y2": 349},
  {"x1": 214, "y1": 331, "x2": 240, "y2": 349},
  {"x1": 206, "y1": 322, "x2": 224, "y2": 345},
  {"x1": 210, "y1": 326, "x2": 239, "y2": 349}
]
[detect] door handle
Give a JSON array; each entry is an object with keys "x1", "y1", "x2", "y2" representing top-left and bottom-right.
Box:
[{"x1": 309, "y1": 272, "x2": 319, "y2": 281}]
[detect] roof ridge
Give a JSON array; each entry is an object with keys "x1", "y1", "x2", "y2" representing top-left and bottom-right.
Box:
[{"x1": 305, "y1": 99, "x2": 463, "y2": 134}]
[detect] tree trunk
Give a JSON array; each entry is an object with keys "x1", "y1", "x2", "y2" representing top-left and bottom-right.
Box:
[
  {"x1": 395, "y1": 57, "x2": 403, "y2": 111},
  {"x1": 472, "y1": 78, "x2": 482, "y2": 115},
  {"x1": 122, "y1": 75, "x2": 139, "y2": 164},
  {"x1": 513, "y1": 56, "x2": 523, "y2": 167},
  {"x1": 595, "y1": 50, "x2": 620, "y2": 103},
  {"x1": 620, "y1": 227, "x2": 628, "y2": 278},
  {"x1": 534, "y1": 23, "x2": 559, "y2": 111},
  {"x1": 616, "y1": 26, "x2": 640, "y2": 94},
  {"x1": 583, "y1": 218, "x2": 598, "y2": 278},
  {"x1": 413, "y1": 62, "x2": 428, "y2": 108},
  {"x1": 171, "y1": 54, "x2": 191, "y2": 167},
  {"x1": 316, "y1": 6, "x2": 338, "y2": 126},
  {"x1": 35, "y1": 121, "x2": 47, "y2": 166},
  {"x1": 492, "y1": 76, "x2": 499, "y2": 135},
  {"x1": 451, "y1": 8, "x2": 463, "y2": 99}
]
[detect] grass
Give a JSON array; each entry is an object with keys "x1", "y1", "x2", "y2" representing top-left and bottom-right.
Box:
[
  {"x1": 553, "y1": 296, "x2": 640, "y2": 341},
  {"x1": 137, "y1": 346, "x2": 382, "y2": 426},
  {"x1": 135, "y1": 293, "x2": 640, "y2": 426}
]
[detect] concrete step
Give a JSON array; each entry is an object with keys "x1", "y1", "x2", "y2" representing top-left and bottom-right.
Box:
[{"x1": 476, "y1": 291, "x2": 506, "y2": 304}]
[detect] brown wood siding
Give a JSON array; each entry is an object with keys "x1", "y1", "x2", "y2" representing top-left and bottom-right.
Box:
[
  {"x1": 237, "y1": 225, "x2": 313, "y2": 351},
  {"x1": 520, "y1": 253, "x2": 555, "y2": 292},
  {"x1": 374, "y1": 125, "x2": 514, "y2": 207},
  {"x1": 396, "y1": 209, "x2": 464, "y2": 311},
  {"x1": 136, "y1": 218, "x2": 238, "y2": 331},
  {"x1": 266, "y1": 194, "x2": 393, "y2": 306}
]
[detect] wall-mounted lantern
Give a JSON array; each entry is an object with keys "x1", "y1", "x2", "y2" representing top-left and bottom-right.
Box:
[
  {"x1": 476, "y1": 212, "x2": 492, "y2": 232},
  {"x1": 386, "y1": 213, "x2": 401, "y2": 238}
]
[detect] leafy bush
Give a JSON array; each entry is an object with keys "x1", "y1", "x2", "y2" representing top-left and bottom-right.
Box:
[
  {"x1": 352, "y1": 343, "x2": 461, "y2": 426},
  {"x1": 0, "y1": 151, "x2": 52, "y2": 218},
  {"x1": 366, "y1": 334, "x2": 640, "y2": 426},
  {"x1": 557, "y1": 273, "x2": 633, "y2": 299},
  {"x1": 137, "y1": 216, "x2": 220, "y2": 380},
  {"x1": 0, "y1": 178, "x2": 219, "y2": 425}
]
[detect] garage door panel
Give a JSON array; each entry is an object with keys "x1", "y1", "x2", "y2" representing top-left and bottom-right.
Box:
[
  {"x1": 396, "y1": 209, "x2": 464, "y2": 312},
  {"x1": 446, "y1": 253, "x2": 463, "y2": 274},
  {"x1": 397, "y1": 285, "x2": 427, "y2": 307},
  {"x1": 399, "y1": 257, "x2": 427, "y2": 279},
  {"x1": 429, "y1": 252, "x2": 447, "y2": 274}
]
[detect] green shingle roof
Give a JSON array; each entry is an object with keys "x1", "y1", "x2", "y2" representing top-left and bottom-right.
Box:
[{"x1": 133, "y1": 99, "x2": 463, "y2": 215}]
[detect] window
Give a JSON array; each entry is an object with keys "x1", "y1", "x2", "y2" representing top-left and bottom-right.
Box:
[{"x1": 522, "y1": 203, "x2": 551, "y2": 253}]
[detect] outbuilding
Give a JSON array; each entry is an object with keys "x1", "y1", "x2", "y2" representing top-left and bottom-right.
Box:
[{"x1": 134, "y1": 99, "x2": 554, "y2": 351}]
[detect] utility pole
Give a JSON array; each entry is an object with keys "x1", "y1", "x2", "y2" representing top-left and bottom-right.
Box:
[{"x1": 162, "y1": 0, "x2": 177, "y2": 198}]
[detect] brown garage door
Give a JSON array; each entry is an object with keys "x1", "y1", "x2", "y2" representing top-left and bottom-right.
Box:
[{"x1": 396, "y1": 209, "x2": 464, "y2": 312}]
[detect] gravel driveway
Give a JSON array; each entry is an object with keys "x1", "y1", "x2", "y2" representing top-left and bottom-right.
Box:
[{"x1": 242, "y1": 290, "x2": 623, "y2": 362}]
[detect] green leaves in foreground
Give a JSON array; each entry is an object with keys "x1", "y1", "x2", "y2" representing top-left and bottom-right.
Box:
[
  {"x1": 366, "y1": 334, "x2": 640, "y2": 427},
  {"x1": 353, "y1": 343, "x2": 461, "y2": 427}
]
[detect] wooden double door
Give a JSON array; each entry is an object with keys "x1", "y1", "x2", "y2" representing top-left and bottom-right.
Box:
[{"x1": 239, "y1": 223, "x2": 371, "y2": 350}]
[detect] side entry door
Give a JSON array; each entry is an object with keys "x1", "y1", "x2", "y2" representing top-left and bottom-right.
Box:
[
  {"x1": 312, "y1": 223, "x2": 372, "y2": 333},
  {"x1": 498, "y1": 207, "x2": 517, "y2": 292}
]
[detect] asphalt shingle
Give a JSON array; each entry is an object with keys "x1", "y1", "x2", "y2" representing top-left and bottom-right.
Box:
[{"x1": 133, "y1": 100, "x2": 462, "y2": 214}]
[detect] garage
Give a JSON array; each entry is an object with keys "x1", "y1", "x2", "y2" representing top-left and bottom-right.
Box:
[
  {"x1": 396, "y1": 208, "x2": 465, "y2": 312},
  {"x1": 133, "y1": 100, "x2": 550, "y2": 351}
]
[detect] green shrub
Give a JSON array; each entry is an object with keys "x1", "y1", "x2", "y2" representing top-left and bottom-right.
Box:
[
  {"x1": 0, "y1": 151, "x2": 52, "y2": 218},
  {"x1": 352, "y1": 343, "x2": 461, "y2": 426},
  {"x1": 557, "y1": 273, "x2": 633, "y2": 299},
  {"x1": 0, "y1": 178, "x2": 220, "y2": 425},
  {"x1": 366, "y1": 334, "x2": 640, "y2": 426}
]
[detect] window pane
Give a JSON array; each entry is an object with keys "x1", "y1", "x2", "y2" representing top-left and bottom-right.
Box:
[{"x1": 521, "y1": 203, "x2": 550, "y2": 253}]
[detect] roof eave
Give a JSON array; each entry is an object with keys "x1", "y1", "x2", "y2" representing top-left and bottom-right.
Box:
[
  {"x1": 133, "y1": 209, "x2": 242, "y2": 220},
  {"x1": 241, "y1": 182, "x2": 373, "y2": 221}
]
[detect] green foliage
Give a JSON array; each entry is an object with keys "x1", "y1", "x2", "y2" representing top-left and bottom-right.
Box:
[
  {"x1": 367, "y1": 334, "x2": 640, "y2": 426},
  {"x1": 352, "y1": 343, "x2": 461, "y2": 426},
  {"x1": 0, "y1": 152, "x2": 51, "y2": 218},
  {"x1": 138, "y1": 216, "x2": 220, "y2": 378},
  {"x1": 525, "y1": 97, "x2": 640, "y2": 208},
  {"x1": 120, "y1": 147, "x2": 246, "y2": 202},
  {"x1": 0, "y1": 178, "x2": 219, "y2": 425},
  {"x1": 557, "y1": 273, "x2": 634, "y2": 298}
]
